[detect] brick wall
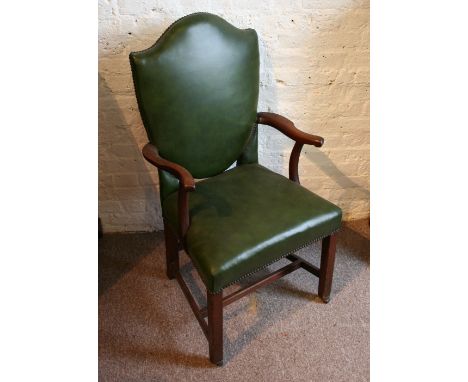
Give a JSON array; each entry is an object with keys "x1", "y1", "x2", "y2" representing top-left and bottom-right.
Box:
[{"x1": 99, "y1": 0, "x2": 370, "y2": 232}]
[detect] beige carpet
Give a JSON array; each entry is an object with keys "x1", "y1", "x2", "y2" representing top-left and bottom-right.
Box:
[{"x1": 99, "y1": 220, "x2": 369, "y2": 381}]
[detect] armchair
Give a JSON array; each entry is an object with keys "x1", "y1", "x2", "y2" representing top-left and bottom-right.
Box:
[{"x1": 130, "y1": 12, "x2": 342, "y2": 366}]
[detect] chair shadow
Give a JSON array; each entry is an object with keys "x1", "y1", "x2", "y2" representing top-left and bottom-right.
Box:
[
  {"x1": 100, "y1": 340, "x2": 210, "y2": 369},
  {"x1": 304, "y1": 149, "x2": 370, "y2": 203},
  {"x1": 99, "y1": 72, "x2": 162, "y2": 233}
]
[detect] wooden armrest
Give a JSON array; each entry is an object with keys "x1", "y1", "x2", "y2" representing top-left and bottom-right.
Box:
[
  {"x1": 256, "y1": 112, "x2": 324, "y2": 184},
  {"x1": 142, "y1": 142, "x2": 195, "y2": 239},
  {"x1": 142, "y1": 143, "x2": 195, "y2": 190},
  {"x1": 256, "y1": 112, "x2": 324, "y2": 147}
]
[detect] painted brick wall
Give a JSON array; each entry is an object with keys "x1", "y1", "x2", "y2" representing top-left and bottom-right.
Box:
[{"x1": 99, "y1": 0, "x2": 369, "y2": 233}]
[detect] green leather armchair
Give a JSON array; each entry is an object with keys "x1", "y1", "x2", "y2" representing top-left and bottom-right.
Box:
[{"x1": 130, "y1": 12, "x2": 342, "y2": 366}]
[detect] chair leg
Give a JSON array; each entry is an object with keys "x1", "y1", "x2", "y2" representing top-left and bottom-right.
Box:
[
  {"x1": 318, "y1": 234, "x2": 337, "y2": 303},
  {"x1": 207, "y1": 290, "x2": 223, "y2": 366},
  {"x1": 163, "y1": 221, "x2": 179, "y2": 280}
]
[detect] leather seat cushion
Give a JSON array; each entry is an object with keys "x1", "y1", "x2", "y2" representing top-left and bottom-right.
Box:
[{"x1": 162, "y1": 164, "x2": 342, "y2": 292}]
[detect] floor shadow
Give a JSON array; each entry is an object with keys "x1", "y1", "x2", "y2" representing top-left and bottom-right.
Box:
[
  {"x1": 98, "y1": 232, "x2": 163, "y2": 295},
  {"x1": 338, "y1": 220, "x2": 370, "y2": 263},
  {"x1": 100, "y1": 340, "x2": 210, "y2": 369}
]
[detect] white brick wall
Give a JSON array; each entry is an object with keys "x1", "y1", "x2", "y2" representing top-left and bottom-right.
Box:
[{"x1": 99, "y1": 0, "x2": 370, "y2": 233}]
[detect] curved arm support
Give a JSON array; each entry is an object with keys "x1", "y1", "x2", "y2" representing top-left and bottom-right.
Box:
[
  {"x1": 256, "y1": 112, "x2": 324, "y2": 184},
  {"x1": 289, "y1": 141, "x2": 304, "y2": 184},
  {"x1": 142, "y1": 143, "x2": 195, "y2": 238}
]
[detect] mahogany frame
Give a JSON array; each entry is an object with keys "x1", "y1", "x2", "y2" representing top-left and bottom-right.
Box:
[{"x1": 143, "y1": 112, "x2": 337, "y2": 366}]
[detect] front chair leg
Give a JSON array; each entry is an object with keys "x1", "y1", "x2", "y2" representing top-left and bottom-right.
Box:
[
  {"x1": 318, "y1": 234, "x2": 337, "y2": 303},
  {"x1": 207, "y1": 290, "x2": 223, "y2": 366},
  {"x1": 163, "y1": 221, "x2": 179, "y2": 279}
]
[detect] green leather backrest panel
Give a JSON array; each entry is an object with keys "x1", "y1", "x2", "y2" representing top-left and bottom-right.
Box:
[{"x1": 130, "y1": 13, "x2": 260, "y2": 184}]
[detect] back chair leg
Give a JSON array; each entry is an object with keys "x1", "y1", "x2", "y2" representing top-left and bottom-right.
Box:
[
  {"x1": 207, "y1": 290, "x2": 223, "y2": 366},
  {"x1": 318, "y1": 234, "x2": 337, "y2": 303},
  {"x1": 163, "y1": 221, "x2": 179, "y2": 280}
]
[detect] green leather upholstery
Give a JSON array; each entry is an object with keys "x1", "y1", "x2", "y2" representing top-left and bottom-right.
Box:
[
  {"x1": 130, "y1": 13, "x2": 259, "y2": 200},
  {"x1": 162, "y1": 164, "x2": 342, "y2": 292},
  {"x1": 158, "y1": 168, "x2": 180, "y2": 202},
  {"x1": 237, "y1": 124, "x2": 259, "y2": 166},
  {"x1": 130, "y1": 13, "x2": 342, "y2": 293}
]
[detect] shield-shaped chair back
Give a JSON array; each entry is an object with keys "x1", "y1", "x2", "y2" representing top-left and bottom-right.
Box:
[{"x1": 130, "y1": 13, "x2": 260, "y2": 198}]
